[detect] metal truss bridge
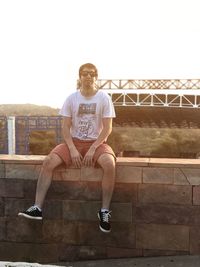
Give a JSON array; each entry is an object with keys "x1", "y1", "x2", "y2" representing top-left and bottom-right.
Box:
[{"x1": 97, "y1": 79, "x2": 200, "y2": 108}]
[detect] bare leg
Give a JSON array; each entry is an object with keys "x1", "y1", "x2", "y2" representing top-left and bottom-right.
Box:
[
  {"x1": 35, "y1": 153, "x2": 63, "y2": 209},
  {"x1": 97, "y1": 154, "x2": 116, "y2": 210}
]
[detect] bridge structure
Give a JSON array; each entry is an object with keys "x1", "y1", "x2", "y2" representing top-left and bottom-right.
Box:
[{"x1": 97, "y1": 79, "x2": 200, "y2": 108}]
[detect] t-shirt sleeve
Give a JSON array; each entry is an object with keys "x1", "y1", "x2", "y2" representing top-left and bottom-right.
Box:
[
  {"x1": 59, "y1": 95, "x2": 72, "y2": 117},
  {"x1": 102, "y1": 93, "x2": 116, "y2": 118}
]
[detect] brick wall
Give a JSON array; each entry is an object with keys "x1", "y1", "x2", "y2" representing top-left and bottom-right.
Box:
[{"x1": 0, "y1": 155, "x2": 200, "y2": 263}]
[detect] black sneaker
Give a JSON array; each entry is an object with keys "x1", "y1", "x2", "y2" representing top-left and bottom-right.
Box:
[
  {"x1": 98, "y1": 210, "x2": 111, "y2": 233},
  {"x1": 18, "y1": 206, "x2": 42, "y2": 220}
]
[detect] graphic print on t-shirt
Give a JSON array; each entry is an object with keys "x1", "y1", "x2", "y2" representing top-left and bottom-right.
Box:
[
  {"x1": 78, "y1": 103, "x2": 96, "y2": 115},
  {"x1": 77, "y1": 103, "x2": 97, "y2": 139}
]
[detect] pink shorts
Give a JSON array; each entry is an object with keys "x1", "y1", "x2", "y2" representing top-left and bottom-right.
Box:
[{"x1": 51, "y1": 138, "x2": 116, "y2": 166}]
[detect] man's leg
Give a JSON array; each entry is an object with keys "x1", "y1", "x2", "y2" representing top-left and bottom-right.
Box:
[
  {"x1": 97, "y1": 153, "x2": 116, "y2": 209},
  {"x1": 35, "y1": 153, "x2": 63, "y2": 209},
  {"x1": 18, "y1": 153, "x2": 63, "y2": 219},
  {"x1": 97, "y1": 153, "x2": 116, "y2": 232}
]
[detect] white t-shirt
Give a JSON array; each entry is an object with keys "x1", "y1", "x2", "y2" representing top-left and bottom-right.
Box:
[{"x1": 59, "y1": 90, "x2": 116, "y2": 140}]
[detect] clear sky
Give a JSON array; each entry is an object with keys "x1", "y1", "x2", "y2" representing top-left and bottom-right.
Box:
[{"x1": 0, "y1": 0, "x2": 200, "y2": 108}]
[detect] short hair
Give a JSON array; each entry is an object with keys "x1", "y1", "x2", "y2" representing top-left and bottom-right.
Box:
[{"x1": 79, "y1": 63, "x2": 98, "y2": 79}]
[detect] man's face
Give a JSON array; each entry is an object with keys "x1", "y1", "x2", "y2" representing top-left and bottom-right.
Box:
[{"x1": 80, "y1": 68, "x2": 97, "y2": 88}]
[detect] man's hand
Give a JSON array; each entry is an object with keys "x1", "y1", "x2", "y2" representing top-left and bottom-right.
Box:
[
  {"x1": 83, "y1": 146, "x2": 96, "y2": 167},
  {"x1": 69, "y1": 147, "x2": 83, "y2": 168}
]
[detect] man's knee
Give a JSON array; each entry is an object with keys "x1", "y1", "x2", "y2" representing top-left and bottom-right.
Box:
[
  {"x1": 42, "y1": 153, "x2": 62, "y2": 171},
  {"x1": 98, "y1": 154, "x2": 116, "y2": 172}
]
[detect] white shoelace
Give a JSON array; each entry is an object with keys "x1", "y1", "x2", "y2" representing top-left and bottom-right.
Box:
[
  {"x1": 102, "y1": 211, "x2": 111, "y2": 222},
  {"x1": 27, "y1": 206, "x2": 38, "y2": 212}
]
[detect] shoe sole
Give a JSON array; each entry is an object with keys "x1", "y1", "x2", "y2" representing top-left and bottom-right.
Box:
[
  {"x1": 18, "y1": 213, "x2": 42, "y2": 220},
  {"x1": 99, "y1": 225, "x2": 111, "y2": 233},
  {"x1": 97, "y1": 213, "x2": 111, "y2": 233}
]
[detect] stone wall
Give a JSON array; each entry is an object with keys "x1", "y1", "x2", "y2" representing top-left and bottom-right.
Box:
[{"x1": 0, "y1": 155, "x2": 200, "y2": 263}]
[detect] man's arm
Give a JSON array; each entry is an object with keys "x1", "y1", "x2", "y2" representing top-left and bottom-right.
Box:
[
  {"x1": 82, "y1": 117, "x2": 113, "y2": 166},
  {"x1": 91, "y1": 117, "x2": 113, "y2": 149},
  {"x1": 62, "y1": 117, "x2": 83, "y2": 167}
]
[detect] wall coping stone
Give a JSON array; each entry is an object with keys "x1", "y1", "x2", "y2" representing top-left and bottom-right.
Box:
[{"x1": 1, "y1": 154, "x2": 200, "y2": 168}]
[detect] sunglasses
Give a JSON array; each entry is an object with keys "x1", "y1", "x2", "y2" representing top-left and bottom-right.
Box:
[{"x1": 81, "y1": 71, "x2": 97, "y2": 77}]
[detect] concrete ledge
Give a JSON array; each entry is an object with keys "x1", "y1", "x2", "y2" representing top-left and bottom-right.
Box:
[
  {"x1": 1, "y1": 154, "x2": 200, "y2": 167},
  {"x1": 1, "y1": 155, "x2": 200, "y2": 263}
]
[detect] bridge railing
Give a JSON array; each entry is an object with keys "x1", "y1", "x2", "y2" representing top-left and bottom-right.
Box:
[
  {"x1": 1, "y1": 116, "x2": 63, "y2": 155},
  {"x1": 15, "y1": 116, "x2": 63, "y2": 155}
]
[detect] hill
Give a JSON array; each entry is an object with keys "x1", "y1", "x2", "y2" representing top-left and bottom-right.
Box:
[{"x1": 0, "y1": 104, "x2": 59, "y2": 116}]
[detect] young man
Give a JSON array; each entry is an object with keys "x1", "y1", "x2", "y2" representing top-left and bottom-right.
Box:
[{"x1": 18, "y1": 63, "x2": 116, "y2": 233}]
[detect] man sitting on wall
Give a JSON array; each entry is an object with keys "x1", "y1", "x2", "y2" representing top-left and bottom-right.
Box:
[{"x1": 18, "y1": 63, "x2": 116, "y2": 233}]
